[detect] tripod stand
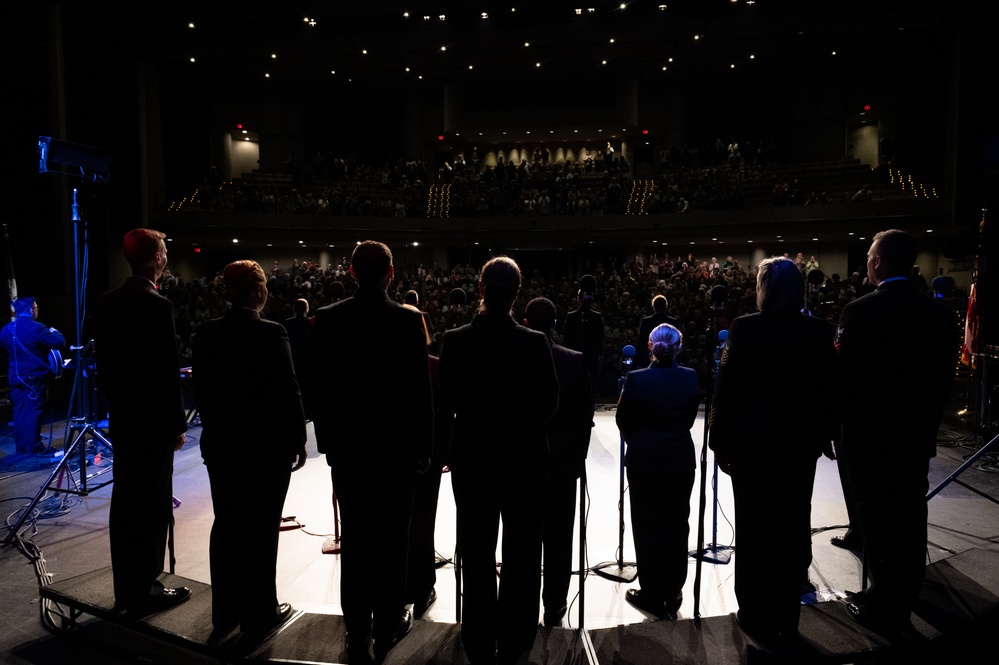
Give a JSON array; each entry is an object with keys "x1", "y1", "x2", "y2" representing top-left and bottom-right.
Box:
[{"x1": 4, "y1": 186, "x2": 113, "y2": 544}]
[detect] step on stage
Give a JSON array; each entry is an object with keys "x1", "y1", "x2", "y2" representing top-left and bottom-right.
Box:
[{"x1": 39, "y1": 548, "x2": 999, "y2": 664}]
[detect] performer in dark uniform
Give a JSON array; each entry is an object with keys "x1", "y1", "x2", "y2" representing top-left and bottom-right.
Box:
[
  {"x1": 709, "y1": 256, "x2": 837, "y2": 643},
  {"x1": 403, "y1": 304, "x2": 451, "y2": 620},
  {"x1": 440, "y1": 257, "x2": 559, "y2": 665},
  {"x1": 311, "y1": 241, "x2": 433, "y2": 665},
  {"x1": 563, "y1": 274, "x2": 603, "y2": 394},
  {"x1": 282, "y1": 298, "x2": 313, "y2": 420},
  {"x1": 1, "y1": 297, "x2": 65, "y2": 455},
  {"x1": 635, "y1": 295, "x2": 681, "y2": 368},
  {"x1": 523, "y1": 297, "x2": 594, "y2": 627},
  {"x1": 94, "y1": 228, "x2": 190, "y2": 616},
  {"x1": 837, "y1": 229, "x2": 956, "y2": 638},
  {"x1": 192, "y1": 260, "x2": 307, "y2": 641},
  {"x1": 617, "y1": 323, "x2": 700, "y2": 621}
]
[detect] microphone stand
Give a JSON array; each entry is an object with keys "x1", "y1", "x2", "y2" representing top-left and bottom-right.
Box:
[
  {"x1": 691, "y1": 322, "x2": 733, "y2": 619},
  {"x1": 593, "y1": 346, "x2": 638, "y2": 583}
]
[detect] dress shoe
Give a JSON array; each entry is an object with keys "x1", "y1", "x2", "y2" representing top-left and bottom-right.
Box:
[
  {"x1": 413, "y1": 588, "x2": 437, "y2": 619},
  {"x1": 736, "y1": 610, "x2": 784, "y2": 644},
  {"x1": 374, "y1": 608, "x2": 413, "y2": 662},
  {"x1": 121, "y1": 586, "x2": 192, "y2": 618},
  {"x1": 845, "y1": 602, "x2": 915, "y2": 641},
  {"x1": 625, "y1": 589, "x2": 676, "y2": 621},
  {"x1": 543, "y1": 604, "x2": 567, "y2": 627},
  {"x1": 232, "y1": 604, "x2": 296, "y2": 656},
  {"x1": 243, "y1": 602, "x2": 295, "y2": 637},
  {"x1": 830, "y1": 533, "x2": 862, "y2": 552}
]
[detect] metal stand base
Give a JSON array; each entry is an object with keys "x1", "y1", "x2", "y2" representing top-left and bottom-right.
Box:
[{"x1": 4, "y1": 420, "x2": 113, "y2": 544}]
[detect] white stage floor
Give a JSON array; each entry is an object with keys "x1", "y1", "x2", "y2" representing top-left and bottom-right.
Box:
[{"x1": 2, "y1": 406, "x2": 998, "y2": 662}]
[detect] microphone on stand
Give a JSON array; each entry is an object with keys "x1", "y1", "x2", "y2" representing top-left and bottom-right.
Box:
[{"x1": 622, "y1": 344, "x2": 636, "y2": 374}]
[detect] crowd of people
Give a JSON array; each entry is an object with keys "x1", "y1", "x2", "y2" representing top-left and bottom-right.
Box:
[
  {"x1": 187, "y1": 140, "x2": 889, "y2": 219},
  {"x1": 162, "y1": 249, "x2": 889, "y2": 399}
]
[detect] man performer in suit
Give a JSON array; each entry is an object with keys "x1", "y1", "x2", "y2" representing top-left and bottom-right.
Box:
[
  {"x1": 282, "y1": 298, "x2": 313, "y2": 420},
  {"x1": 311, "y1": 240, "x2": 433, "y2": 664},
  {"x1": 93, "y1": 228, "x2": 190, "y2": 616},
  {"x1": 563, "y1": 274, "x2": 604, "y2": 395},
  {"x1": 439, "y1": 257, "x2": 559, "y2": 665},
  {"x1": 635, "y1": 294, "x2": 681, "y2": 368},
  {"x1": 1, "y1": 297, "x2": 65, "y2": 455},
  {"x1": 524, "y1": 297, "x2": 594, "y2": 627},
  {"x1": 836, "y1": 229, "x2": 956, "y2": 638}
]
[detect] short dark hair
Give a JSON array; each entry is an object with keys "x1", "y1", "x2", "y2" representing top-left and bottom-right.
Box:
[
  {"x1": 756, "y1": 257, "x2": 805, "y2": 315},
  {"x1": 524, "y1": 297, "x2": 556, "y2": 334},
  {"x1": 872, "y1": 229, "x2": 917, "y2": 278},
  {"x1": 350, "y1": 240, "x2": 393, "y2": 285},
  {"x1": 293, "y1": 298, "x2": 309, "y2": 315},
  {"x1": 404, "y1": 289, "x2": 419, "y2": 306},
  {"x1": 123, "y1": 228, "x2": 165, "y2": 273},
  {"x1": 12, "y1": 297, "x2": 36, "y2": 316},
  {"x1": 480, "y1": 256, "x2": 521, "y2": 313},
  {"x1": 652, "y1": 294, "x2": 668, "y2": 313}
]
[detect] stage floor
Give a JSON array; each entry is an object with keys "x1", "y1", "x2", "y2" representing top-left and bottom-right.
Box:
[{"x1": 2, "y1": 403, "x2": 998, "y2": 663}]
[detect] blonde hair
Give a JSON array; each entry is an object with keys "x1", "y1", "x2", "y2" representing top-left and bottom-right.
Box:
[
  {"x1": 649, "y1": 323, "x2": 682, "y2": 362},
  {"x1": 756, "y1": 257, "x2": 805, "y2": 314},
  {"x1": 222, "y1": 260, "x2": 267, "y2": 307}
]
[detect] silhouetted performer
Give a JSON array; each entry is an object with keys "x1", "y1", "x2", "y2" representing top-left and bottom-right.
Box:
[
  {"x1": 283, "y1": 298, "x2": 313, "y2": 419},
  {"x1": 94, "y1": 228, "x2": 190, "y2": 616},
  {"x1": 403, "y1": 304, "x2": 451, "y2": 620},
  {"x1": 524, "y1": 297, "x2": 594, "y2": 627},
  {"x1": 617, "y1": 323, "x2": 699, "y2": 621},
  {"x1": 563, "y1": 274, "x2": 603, "y2": 394},
  {"x1": 837, "y1": 229, "x2": 955, "y2": 638},
  {"x1": 710, "y1": 257, "x2": 837, "y2": 643},
  {"x1": 193, "y1": 260, "x2": 306, "y2": 641},
  {"x1": 635, "y1": 294, "x2": 680, "y2": 368},
  {"x1": 440, "y1": 257, "x2": 559, "y2": 665},
  {"x1": 311, "y1": 241, "x2": 433, "y2": 664},
  {"x1": 1, "y1": 297, "x2": 64, "y2": 454}
]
